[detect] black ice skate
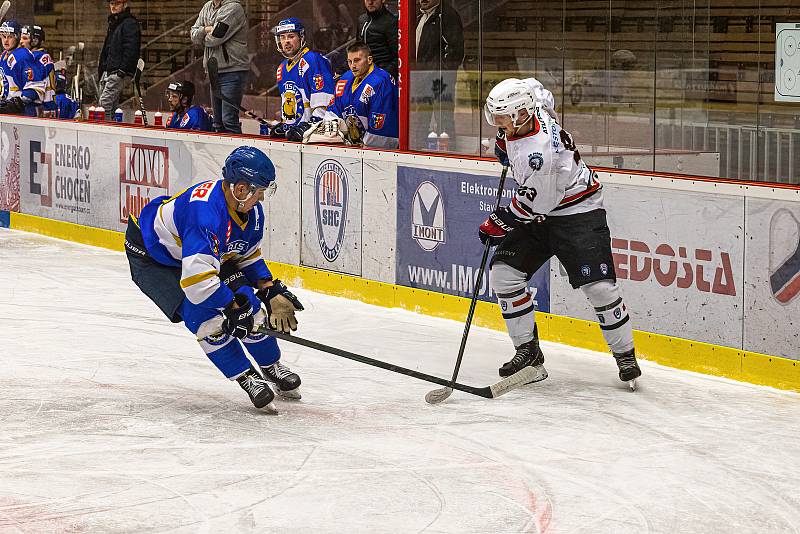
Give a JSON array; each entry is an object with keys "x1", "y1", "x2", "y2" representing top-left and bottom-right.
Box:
[
  {"x1": 237, "y1": 368, "x2": 277, "y2": 412},
  {"x1": 261, "y1": 361, "x2": 302, "y2": 399},
  {"x1": 613, "y1": 349, "x2": 642, "y2": 390},
  {"x1": 499, "y1": 338, "x2": 548, "y2": 384}
]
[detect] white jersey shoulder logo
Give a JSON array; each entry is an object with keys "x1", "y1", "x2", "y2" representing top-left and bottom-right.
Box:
[{"x1": 190, "y1": 181, "x2": 216, "y2": 202}]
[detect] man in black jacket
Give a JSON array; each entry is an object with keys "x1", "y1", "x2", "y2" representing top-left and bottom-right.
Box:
[
  {"x1": 413, "y1": 0, "x2": 463, "y2": 151},
  {"x1": 98, "y1": 0, "x2": 141, "y2": 114},
  {"x1": 358, "y1": 0, "x2": 398, "y2": 79}
]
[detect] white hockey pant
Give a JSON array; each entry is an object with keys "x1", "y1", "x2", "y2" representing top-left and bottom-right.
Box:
[{"x1": 581, "y1": 280, "x2": 634, "y2": 355}]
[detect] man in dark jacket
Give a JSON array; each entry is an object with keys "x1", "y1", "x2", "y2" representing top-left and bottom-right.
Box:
[
  {"x1": 358, "y1": 0, "x2": 398, "y2": 79},
  {"x1": 98, "y1": 0, "x2": 141, "y2": 114},
  {"x1": 413, "y1": 0, "x2": 463, "y2": 151}
]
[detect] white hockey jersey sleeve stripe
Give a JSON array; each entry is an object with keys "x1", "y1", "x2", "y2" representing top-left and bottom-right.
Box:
[{"x1": 180, "y1": 253, "x2": 223, "y2": 305}]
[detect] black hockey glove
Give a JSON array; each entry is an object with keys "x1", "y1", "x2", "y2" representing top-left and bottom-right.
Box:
[
  {"x1": 270, "y1": 123, "x2": 288, "y2": 138},
  {"x1": 285, "y1": 122, "x2": 311, "y2": 142},
  {"x1": 256, "y1": 279, "x2": 304, "y2": 333},
  {"x1": 222, "y1": 292, "x2": 256, "y2": 339},
  {"x1": 494, "y1": 129, "x2": 510, "y2": 167},
  {"x1": 0, "y1": 97, "x2": 26, "y2": 115},
  {"x1": 479, "y1": 206, "x2": 522, "y2": 246}
]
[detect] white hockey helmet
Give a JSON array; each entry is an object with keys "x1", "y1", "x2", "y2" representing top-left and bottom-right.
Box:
[{"x1": 484, "y1": 78, "x2": 537, "y2": 129}]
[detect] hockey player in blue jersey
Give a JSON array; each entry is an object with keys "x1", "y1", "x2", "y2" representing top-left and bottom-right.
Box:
[
  {"x1": 125, "y1": 146, "x2": 305, "y2": 412},
  {"x1": 272, "y1": 18, "x2": 335, "y2": 141},
  {"x1": 324, "y1": 41, "x2": 398, "y2": 148},
  {"x1": 0, "y1": 21, "x2": 46, "y2": 116},
  {"x1": 164, "y1": 80, "x2": 212, "y2": 132},
  {"x1": 53, "y1": 70, "x2": 80, "y2": 119},
  {"x1": 21, "y1": 25, "x2": 56, "y2": 116}
]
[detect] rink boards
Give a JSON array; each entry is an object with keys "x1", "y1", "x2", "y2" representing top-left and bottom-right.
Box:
[{"x1": 1, "y1": 116, "x2": 798, "y2": 391}]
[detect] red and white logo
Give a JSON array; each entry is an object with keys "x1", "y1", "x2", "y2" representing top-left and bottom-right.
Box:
[
  {"x1": 314, "y1": 74, "x2": 324, "y2": 91},
  {"x1": 190, "y1": 181, "x2": 215, "y2": 201},
  {"x1": 276, "y1": 64, "x2": 283, "y2": 82},
  {"x1": 119, "y1": 143, "x2": 169, "y2": 223},
  {"x1": 335, "y1": 79, "x2": 347, "y2": 97}
]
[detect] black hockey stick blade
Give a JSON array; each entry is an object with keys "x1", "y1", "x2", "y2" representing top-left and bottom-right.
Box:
[
  {"x1": 134, "y1": 58, "x2": 148, "y2": 126},
  {"x1": 256, "y1": 325, "x2": 535, "y2": 400}
]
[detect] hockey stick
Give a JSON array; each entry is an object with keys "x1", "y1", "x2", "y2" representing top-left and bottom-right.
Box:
[
  {"x1": 0, "y1": 1, "x2": 11, "y2": 23},
  {"x1": 256, "y1": 324, "x2": 537, "y2": 399},
  {"x1": 207, "y1": 56, "x2": 274, "y2": 126},
  {"x1": 133, "y1": 58, "x2": 148, "y2": 126},
  {"x1": 425, "y1": 165, "x2": 510, "y2": 404}
]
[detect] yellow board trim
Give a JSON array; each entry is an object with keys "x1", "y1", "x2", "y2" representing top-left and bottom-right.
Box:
[{"x1": 7, "y1": 212, "x2": 800, "y2": 393}]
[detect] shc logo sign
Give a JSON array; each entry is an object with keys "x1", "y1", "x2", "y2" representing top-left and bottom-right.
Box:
[
  {"x1": 119, "y1": 143, "x2": 169, "y2": 223},
  {"x1": 412, "y1": 180, "x2": 445, "y2": 251},
  {"x1": 314, "y1": 159, "x2": 348, "y2": 262},
  {"x1": 29, "y1": 140, "x2": 53, "y2": 207},
  {"x1": 29, "y1": 140, "x2": 92, "y2": 211}
]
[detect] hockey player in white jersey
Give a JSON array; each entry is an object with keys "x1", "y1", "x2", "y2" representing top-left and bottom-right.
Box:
[{"x1": 480, "y1": 78, "x2": 641, "y2": 389}]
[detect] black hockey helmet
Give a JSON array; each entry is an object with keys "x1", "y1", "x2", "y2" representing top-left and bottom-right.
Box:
[
  {"x1": 22, "y1": 25, "x2": 44, "y2": 46},
  {"x1": 165, "y1": 80, "x2": 195, "y2": 101}
]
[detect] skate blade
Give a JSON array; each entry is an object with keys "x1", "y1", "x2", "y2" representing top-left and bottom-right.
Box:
[
  {"x1": 276, "y1": 387, "x2": 301, "y2": 400},
  {"x1": 258, "y1": 401, "x2": 279, "y2": 414},
  {"x1": 628, "y1": 378, "x2": 638, "y2": 391},
  {"x1": 524, "y1": 365, "x2": 548, "y2": 385}
]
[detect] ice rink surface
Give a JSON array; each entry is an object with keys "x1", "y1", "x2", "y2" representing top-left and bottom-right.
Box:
[{"x1": 1, "y1": 228, "x2": 799, "y2": 534}]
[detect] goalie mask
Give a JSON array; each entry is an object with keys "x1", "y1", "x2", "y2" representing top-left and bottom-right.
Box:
[{"x1": 484, "y1": 78, "x2": 537, "y2": 130}]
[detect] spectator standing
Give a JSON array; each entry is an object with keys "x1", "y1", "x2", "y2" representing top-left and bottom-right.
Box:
[
  {"x1": 357, "y1": 0, "x2": 398, "y2": 79},
  {"x1": 414, "y1": 0, "x2": 463, "y2": 150},
  {"x1": 98, "y1": 0, "x2": 141, "y2": 115},
  {"x1": 191, "y1": 0, "x2": 249, "y2": 134}
]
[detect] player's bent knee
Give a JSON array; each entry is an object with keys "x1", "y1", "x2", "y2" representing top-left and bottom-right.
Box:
[
  {"x1": 490, "y1": 262, "x2": 529, "y2": 295},
  {"x1": 581, "y1": 280, "x2": 634, "y2": 353}
]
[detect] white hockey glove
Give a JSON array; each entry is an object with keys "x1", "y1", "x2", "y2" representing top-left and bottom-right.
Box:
[
  {"x1": 302, "y1": 118, "x2": 345, "y2": 144},
  {"x1": 256, "y1": 280, "x2": 304, "y2": 333}
]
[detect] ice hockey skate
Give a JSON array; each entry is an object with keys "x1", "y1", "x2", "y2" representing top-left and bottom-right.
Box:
[
  {"x1": 613, "y1": 349, "x2": 642, "y2": 391},
  {"x1": 237, "y1": 367, "x2": 277, "y2": 412},
  {"x1": 261, "y1": 361, "x2": 302, "y2": 399},
  {"x1": 499, "y1": 339, "x2": 548, "y2": 384}
]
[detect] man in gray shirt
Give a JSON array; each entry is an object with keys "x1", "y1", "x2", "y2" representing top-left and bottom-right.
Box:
[{"x1": 190, "y1": 0, "x2": 248, "y2": 134}]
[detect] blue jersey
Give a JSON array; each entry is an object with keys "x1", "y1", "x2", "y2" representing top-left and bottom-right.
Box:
[
  {"x1": 326, "y1": 65, "x2": 398, "y2": 148},
  {"x1": 276, "y1": 48, "x2": 334, "y2": 125},
  {"x1": 0, "y1": 47, "x2": 46, "y2": 116},
  {"x1": 55, "y1": 93, "x2": 80, "y2": 119},
  {"x1": 166, "y1": 105, "x2": 212, "y2": 132},
  {"x1": 137, "y1": 180, "x2": 272, "y2": 311},
  {"x1": 31, "y1": 48, "x2": 56, "y2": 112}
]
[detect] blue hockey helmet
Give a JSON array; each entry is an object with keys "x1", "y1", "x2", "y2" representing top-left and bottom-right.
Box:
[
  {"x1": 274, "y1": 17, "x2": 306, "y2": 56},
  {"x1": 222, "y1": 146, "x2": 276, "y2": 192},
  {"x1": 0, "y1": 20, "x2": 22, "y2": 41}
]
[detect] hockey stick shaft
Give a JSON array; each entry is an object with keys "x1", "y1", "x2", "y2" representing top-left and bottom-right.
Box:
[
  {"x1": 206, "y1": 56, "x2": 271, "y2": 125},
  {"x1": 133, "y1": 58, "x2": 148, "y2": 126},
  {"x1": 256, "y1": 325, "x2": 500, "y2": 398},
  {"x1": 440, "y1": 165, "x2": 510, "y2": 387}
]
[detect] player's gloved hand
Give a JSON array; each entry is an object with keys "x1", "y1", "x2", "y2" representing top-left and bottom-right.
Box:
[
  {"x1": 478, "y1": 206, "x2": 521, "y2": 246},
  {"x1": 222, "y1": 292, "x2": 256, "y2": 339},
  {"x1": 270, "y1": 123, "x2": 288, "y2": 138},
  {"x1": 494, "y1": 129, "x2": 510, "y2": 167},
  {"x1": 256, "y1": 279, "x2": 304, "y2": 333},
  {"x1": 285, "y1": 122, "x2": 312, "y2": 142}
]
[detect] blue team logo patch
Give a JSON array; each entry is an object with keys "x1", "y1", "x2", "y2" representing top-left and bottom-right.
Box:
[
  {"x1": 247, "y1": 330, "x2": 267, "y2": 341},
  {"x1": 371, "y1": 113, "x2": 386, "y2": 130},
  {"x1": 614, "y1": 308, "x2": 622, "y2": 320},
  {"x1": 180, "y1": 113, "x2": 190, "y2": 127},
  {"x1": 206, "y1": 229, "x2": 220, "y2": 256},
  {"x1": 226, "y1": 239, "x2": 248, "y2": 255},
  {"x1": 600, "y1": 263, "x2": 609, "y2": 276},
  {"x1": 204, "y1": 332, "x2": 230, "y2": 346},
  {"x1": 528, "y1": 152, "x2": 544, "y2": 171},
  {"x1": 313, "y1": 74, "x2": 324, "y2": 91},
  {"x1": 314, "y1": 159, "x2": 349, "y2": 262},
  {"x1": 581, "y1": 264, "x2": 591, "y2": 277}
]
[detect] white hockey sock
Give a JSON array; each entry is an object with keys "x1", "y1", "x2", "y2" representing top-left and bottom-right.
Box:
[
  {"x1": 581, "y1": 280, "x2": 634, "y2": 354},
  {"x1": 491, "y1": 262, "x2": 537, "y2": 347}
]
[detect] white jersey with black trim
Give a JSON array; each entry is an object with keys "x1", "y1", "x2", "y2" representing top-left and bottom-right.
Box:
[{"x1": 505, "y1": 104, "x2": 603, "y2": 219}]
